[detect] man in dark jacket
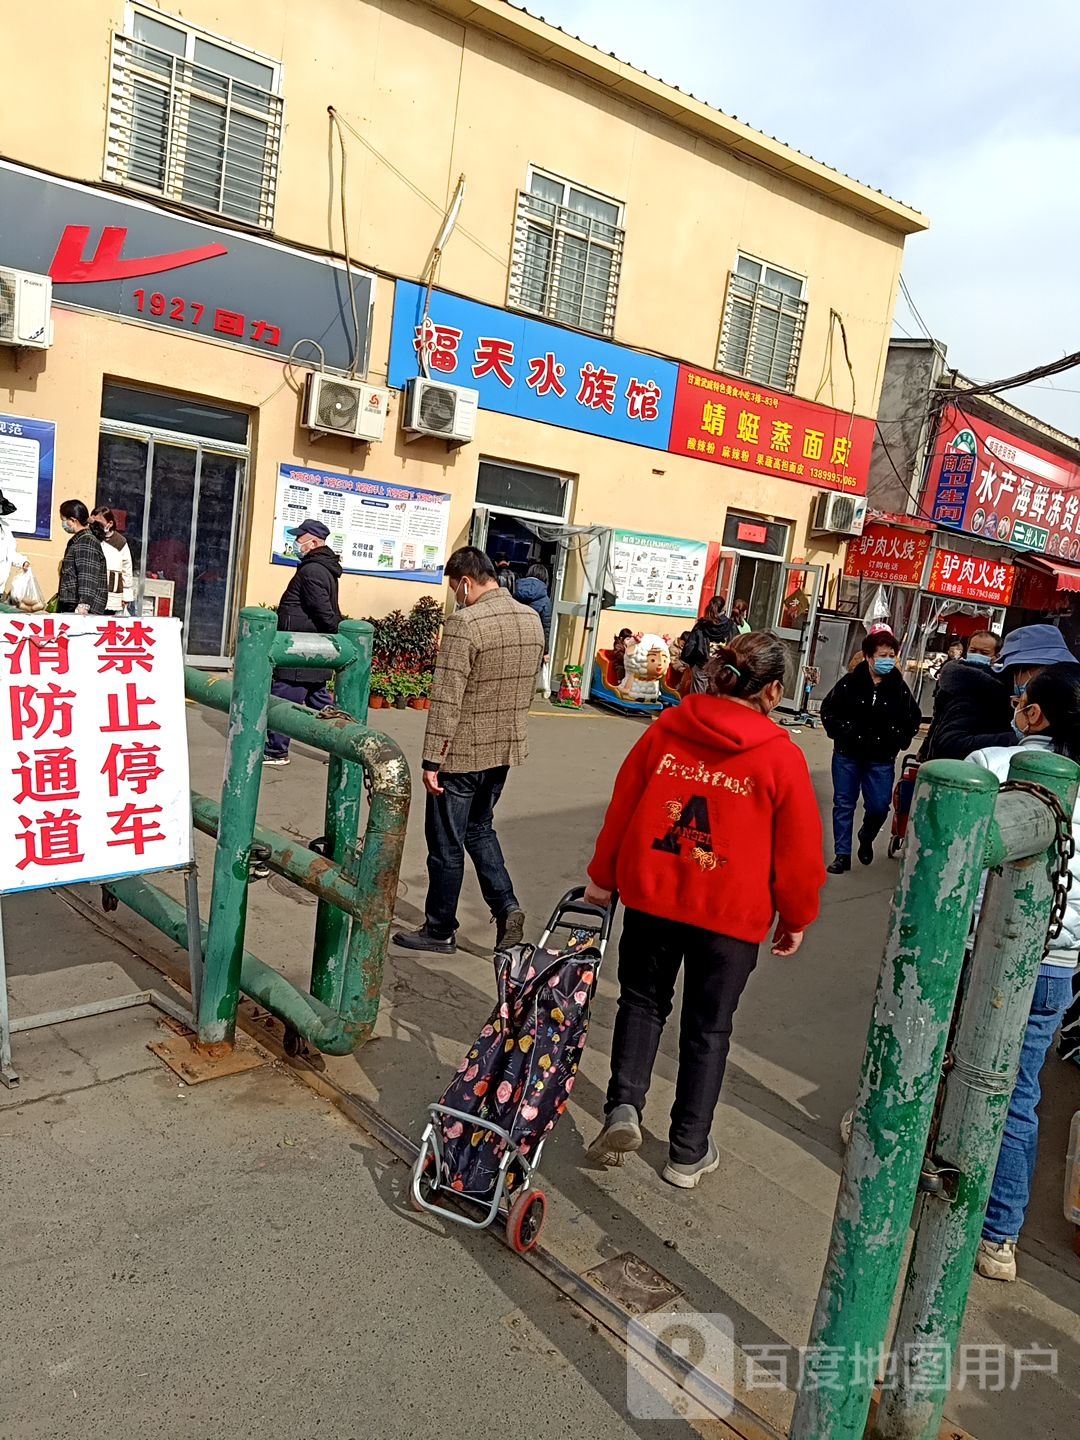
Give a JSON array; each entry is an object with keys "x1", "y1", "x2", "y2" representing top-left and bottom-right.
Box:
[
  {"x1": 264, "y1": 518, "x2": 342, "y2": 766},
  {"x1": 820, "y1": 630, "x2": 923, "y2": 873},
  {"x1": 920, "y1": 630, "x2": 1014, "y2": 761}
]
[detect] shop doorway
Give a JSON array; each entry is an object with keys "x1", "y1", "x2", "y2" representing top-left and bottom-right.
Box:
[{"x1": 95, "y1": 384, "x2": 249, "y2": 665}]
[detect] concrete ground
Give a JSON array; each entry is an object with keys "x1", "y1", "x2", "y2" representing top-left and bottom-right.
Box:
[{"x1": 3, "y1": 696, "x2": 1080, "y2": 1438}]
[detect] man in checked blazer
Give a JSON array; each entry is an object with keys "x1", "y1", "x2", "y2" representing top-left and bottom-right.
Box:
[{"x1": 394, "y1": 546, "x2": 545, "y2": 956}]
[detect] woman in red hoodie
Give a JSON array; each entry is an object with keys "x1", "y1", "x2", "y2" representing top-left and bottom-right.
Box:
[{"x1": 584, "y1": 632, "x2": 826, "y2": 1187}]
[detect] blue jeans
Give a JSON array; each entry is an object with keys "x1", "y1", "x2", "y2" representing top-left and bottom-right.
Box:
[
  {"x1": 830, "y1": 752, "x2": 895, "y2": 858},
  {"x1": 983, "y1": 971, "x2": 1072, "y2": 1244},
  {"x1": 265, "y1": 679, "x2": 332, "y2": 758},
  {"x1": 424, "y1": 767, "x2": 518, "y2": 938}
]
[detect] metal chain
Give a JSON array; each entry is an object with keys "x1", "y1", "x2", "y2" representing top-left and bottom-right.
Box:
[{"x1": 999, "y1": 779, "x2": 1075, "y2": 945}]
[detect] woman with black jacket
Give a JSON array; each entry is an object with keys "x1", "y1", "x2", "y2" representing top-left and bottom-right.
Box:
[
  {"x1": 56, "y1": 500, "x2": 109, "y2": 615},
  {"x1": 820, "y1": 630, "x2": 922, "y2": 873},
  {"x1": 680, "y1": 597, "x2": 736, "y2": 694}
]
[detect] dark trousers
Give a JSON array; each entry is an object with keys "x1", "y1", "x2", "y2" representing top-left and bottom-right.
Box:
[
  {"x1": 830, "y1": 752, "x2": 895, "y2": 858},
  {"x1": 605, "y1": 909, "x2": 758, "y2": 1164},
  {"x1": 265, "y1": 679, "x2": 332, "y2": 758},
  {"x1": 424, "y1": 766, "x2": 518, "y2": 938}
]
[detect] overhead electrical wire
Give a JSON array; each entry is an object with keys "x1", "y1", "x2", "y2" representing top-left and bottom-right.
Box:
[{"x1": 327, "y1": 107, "x2": 364, "y2": 378}]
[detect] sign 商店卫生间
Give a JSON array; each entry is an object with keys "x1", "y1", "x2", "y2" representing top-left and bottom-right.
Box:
[
  {"x1": 0, "y1": 414, "x2": 54, "y2": 539},
  {"x1": 927, "y1": 404, "x2": 1080, "y2": 560},
  {"x1": 926, "y1": 550, "x2": 1016, "y2": 607},
  {"x1": 1, "y1": 160, "x2": 374, "y2": 372},
  {"x1": 388, "y1": 284, "x2": 874, "y2": 494},
  {"x1": 271, "y1": 465, "x2": 452, "y2": 582},
  {"x1": 844, "y1": 524, "x2": 931, "y2": 586},
  {"x1": 0, "y1": 615, "x2": 191, "y2": 893}
]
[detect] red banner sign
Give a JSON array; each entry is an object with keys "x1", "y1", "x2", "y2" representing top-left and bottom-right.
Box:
[
  {"x1": 667, "y1": 366, "x2": 874, "y2": 494},
  {"x1": 844, "y1": 524, "x2": 930, "y2": 586},
  {"x1": 927, "y1": 549, "x2": 1015, "y2": 607},
  {"x1": 927, "y1": 405, "x2": 1080, "y2": 559}
]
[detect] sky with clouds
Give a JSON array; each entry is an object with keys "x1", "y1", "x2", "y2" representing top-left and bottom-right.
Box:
[{"x1": 513, "y1": 0, "x2": 1080, "y2": 435}]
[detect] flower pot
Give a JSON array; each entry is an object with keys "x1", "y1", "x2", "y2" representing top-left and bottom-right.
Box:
[
  {"x1": 369, "y1": 695, "x2": 388, "y2": 709},
  {"x1": 407, "y1": 697, "x2": 426, "y2": 710},
  {"x1": 393, "y1": 695, "x2": 408, "y2": 709}
]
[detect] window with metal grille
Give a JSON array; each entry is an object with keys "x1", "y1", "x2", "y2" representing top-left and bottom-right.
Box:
[
  {"x1": 105, "y1": 10, "x2": 283, "y2": 229},
  {"x1": 717, "y1": 255, "x2": 808, "y2": 393},
  {"x1": 508, "y1": 170, "x2": 624, "y2": 337}
]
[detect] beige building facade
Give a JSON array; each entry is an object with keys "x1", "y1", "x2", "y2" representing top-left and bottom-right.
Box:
[{"x1": 1, "y1": 0, "x2": 926, "y2": 690}]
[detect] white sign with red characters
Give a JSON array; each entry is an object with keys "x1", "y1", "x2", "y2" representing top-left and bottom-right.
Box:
[{"x1": 0, "y1": 616, "x2": 191, "y2": 893}]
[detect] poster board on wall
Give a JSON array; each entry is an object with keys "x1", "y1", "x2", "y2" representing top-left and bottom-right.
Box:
[
  {"x1": 271, "y1": 464, "x2": 451, "y2": 582},
  {"x1": 0, "y1": 414, "x2": 55, "y2": 539},
  {"x1": 610, "y1": 530, "x2": 708, "y2": 618}
]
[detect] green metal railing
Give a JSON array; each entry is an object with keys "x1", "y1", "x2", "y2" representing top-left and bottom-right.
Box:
[
  {"x1": 791, "y1": 749, "x2": 1079, "y2": 1440},
  {"x1": 105, "y1": 606, "x2": 410, "y2": 1055}
]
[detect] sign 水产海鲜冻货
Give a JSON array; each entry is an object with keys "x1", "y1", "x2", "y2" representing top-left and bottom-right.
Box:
[
  {"x1": 271, "y1": 465, "x2": 452, "y2": 582},
  {"x1": 0, "y1": 615, "x2": 191, "y2": 894}
]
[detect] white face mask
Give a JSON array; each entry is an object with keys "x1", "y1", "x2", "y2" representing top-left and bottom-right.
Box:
[{"x1": 454, "y1": 579, "x2": 470, "y2": 609}]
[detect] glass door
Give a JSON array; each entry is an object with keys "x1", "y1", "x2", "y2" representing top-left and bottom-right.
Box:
[
  {"x1": 773, "y1": 562, "x2": 824, "y2": 705},
  {"x1": 96, "y1": 429, "x2": 246, "y2": 663}
]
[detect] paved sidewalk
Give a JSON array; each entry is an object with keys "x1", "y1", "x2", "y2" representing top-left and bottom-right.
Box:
[{"x1": 7, "y1": 698, "x2": 1080, "y2": 1437}]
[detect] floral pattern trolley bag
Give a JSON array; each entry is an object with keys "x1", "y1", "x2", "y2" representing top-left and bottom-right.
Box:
[{"x1": 411, "y1": 889, "x2": 615, "y2": 1253}]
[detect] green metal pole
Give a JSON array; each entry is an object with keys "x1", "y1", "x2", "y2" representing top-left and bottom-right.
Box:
[
  {"x1": 790, "y1": 760, "x2": 999, "y2": 1440},
  {"x1": 312, "y1": 618, "x2": 372, "y2": 1009},
  {"x1": 197, "y1": 606, "x2": 277, "y2": 1047},
  {"x1": 873, "y1": 749, "x2": 1079, "y2": 1440}
]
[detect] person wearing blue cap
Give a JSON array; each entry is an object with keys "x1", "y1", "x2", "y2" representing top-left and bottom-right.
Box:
[{"x1": 264, "y1": 519, "x2": 342, "y2": 765}]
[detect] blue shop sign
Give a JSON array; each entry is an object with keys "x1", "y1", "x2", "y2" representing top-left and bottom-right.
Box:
[{"x1": 388, "y1": 281, "x2": 678, "y2": 449}]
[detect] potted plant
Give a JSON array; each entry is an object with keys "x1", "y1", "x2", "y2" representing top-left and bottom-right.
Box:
[
  {"x1": 390, "y1": 672, "x2": 409, "y2": 709},
  {"x1": 369, "y1": 670, "x2": 391, "y2": 709},
  {"x1": 410, "y1": 670, "x2": 434, "y2": 710}
]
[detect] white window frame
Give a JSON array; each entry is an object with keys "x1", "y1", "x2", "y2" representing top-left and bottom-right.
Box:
[
  {"x1": 717, "y1": 252, "x2": 808, "y2": 394},
  {"x1": 507, "y1": 166, "x2": 626, "y2": 338},
  {"x1": 105, "y1": 4, "x2": 284, "y2": 229}
]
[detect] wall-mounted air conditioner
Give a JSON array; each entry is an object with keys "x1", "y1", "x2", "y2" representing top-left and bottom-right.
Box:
[
  {"x1": 811, "y1": 490, "x2": 868, "y2": 536},
  {"x1": 403, "y1": 376, "x2": 479, "y2": 444},
  {"x1": 303, "y1": 373, "x2": 389, "y2": 442},
  {"x1": 0, "y1": 267, "x2": 53, "y2": 350}
]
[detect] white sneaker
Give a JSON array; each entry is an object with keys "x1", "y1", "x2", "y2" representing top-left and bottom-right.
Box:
[
  {"x1": 976, "y1": 1237, "x2": 1017, "y2": 1282},
  {"x1": 662, "y1": 1139, "x2": 720, "y2": 1189}
]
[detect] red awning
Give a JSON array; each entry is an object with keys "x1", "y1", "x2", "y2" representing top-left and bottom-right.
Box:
[{"x1": 1025, "y1": 556, "x2": 1080, "y2": 593}]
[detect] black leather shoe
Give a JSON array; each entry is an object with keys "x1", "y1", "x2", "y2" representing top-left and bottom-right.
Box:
[
  {"x1": 827, "y1": 855, "x2": 851, "y2": 874},
  {"x1": 857, "y1": 834, "x2": 875, "y2": 866},
  {"x1": 495, "y1": 908, "x2": 526, "y2": 950},
  {"x1": 393, "y1": 926, "x2": 456, "y2": 955}
]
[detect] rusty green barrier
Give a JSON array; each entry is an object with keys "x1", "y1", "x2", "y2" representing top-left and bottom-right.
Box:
[{"x1": 106, "y1": 607, "x2": 410, "y2": 1055}]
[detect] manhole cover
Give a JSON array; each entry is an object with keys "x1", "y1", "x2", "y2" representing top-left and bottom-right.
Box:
[
  {"x1": 584, "y1": 1252, "x2": 682, "y2": 1314},
  {"x1": 266, "y1": 873, "x2": 318, "y2": 906}
]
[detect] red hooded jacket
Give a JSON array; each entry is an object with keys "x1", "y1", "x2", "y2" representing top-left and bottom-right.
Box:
[{"x1": 588, "y1": 695, "x2": 825, "y2": 942}]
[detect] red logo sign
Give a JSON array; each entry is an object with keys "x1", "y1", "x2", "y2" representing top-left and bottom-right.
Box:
[
  {"x1": 667, "y1": 366, "x2": 874, "y2": 495},
  {"x1": 927, "y1": 549, "x2": 1015, "y2": 607},
  {"x1": 845, "y1": 524, "x2": 930, "y2": 586},
  {"x1": 49, "y1": 226, "x2": 228, "y2": 284},
  {"x1": 736, "y1": 522, "x2": 768, "y2": 545}
]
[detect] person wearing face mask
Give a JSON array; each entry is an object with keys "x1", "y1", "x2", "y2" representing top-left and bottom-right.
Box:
[
  {"x1": 583, "y1": 632, "x2": 825, "y2": 1187},
  {"x1": 263, "y1": 519, "x2": 342, "y2": 766},
  {"x1": 394, "y1": 547, "x2": 544, "y2": 957},
  {"x1": 820, "y1": 630, "x2": 922, "y2": 874},
  {"x1": 56, "y1": 500, "x2": 109, "y2": 615},
  {"x1": 965, "y1": 662, "x2": 1080, "y2": 1283},
  {"x1": 920, "y1": 629, "x2": 1014, "y2": 762}
]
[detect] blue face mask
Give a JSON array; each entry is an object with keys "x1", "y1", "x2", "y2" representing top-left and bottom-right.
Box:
[
  {"x1": 966, "y1": 653, "x2": 992, "y2": 667},
  {"x1": 1011, "y1": 715, "x2": 1028, "y2": 743},
  {"x1": 873, "y1": 657, "x2": 896, "y2": 676}
]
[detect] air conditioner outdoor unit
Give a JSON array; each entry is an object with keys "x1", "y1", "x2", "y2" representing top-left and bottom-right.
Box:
[
  {"x1": 303, "y1": 373, "x2": 389, "y2": 442},
  {"x1": 0, "y1": 267, "x2": 53, "y2": 350},
  {"x1": 403, "y1": 376, "x2": 479, "y2": 444},
  {"x1": 811, "y1": 490, "x2": 868, "y2": 536}
]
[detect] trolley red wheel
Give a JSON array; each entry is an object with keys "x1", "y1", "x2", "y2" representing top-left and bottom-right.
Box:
[
  {"x1": 411, "y1": 1153, "x2": 438, "y2": 1213},
  {"x1": 506, "y1": 1188, "x2": 547, "y2": 1253}
]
